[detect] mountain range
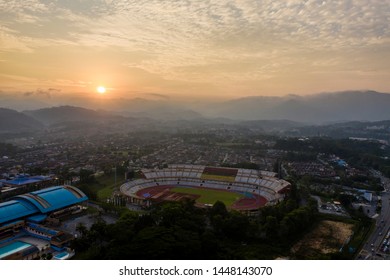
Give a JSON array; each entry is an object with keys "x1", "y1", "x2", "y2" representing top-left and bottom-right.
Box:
[
  {"x1": 200, "y1": 90, "x2": 390, "y2": 122},
  {"x1": 1, "y1": 91, "x2": 390, "y2": 135}
]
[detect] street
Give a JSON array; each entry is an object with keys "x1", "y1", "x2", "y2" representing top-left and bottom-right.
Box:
[{"x1": 357, "y1": 174, "x2": 390, "y2": 260}]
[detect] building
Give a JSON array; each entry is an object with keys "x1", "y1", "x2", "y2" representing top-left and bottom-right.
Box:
[
  {"x1": 0, "y1": 241, "x2": 40, "y2": 260},
  {"x1": 0, "y1": 185, "x2": 88, "y2": 260},
  {"x1": 0, "y1": 175, "x2": 55, "y2": 199},
  {"x1": 121, "y1": 164, "x2": 291, "y2": 213}
]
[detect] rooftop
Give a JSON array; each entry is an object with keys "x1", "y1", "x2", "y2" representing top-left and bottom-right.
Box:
[
  {"x1": 4, "y1": 175, "x2": 52, "y2": 186},
  {"x1": 0, "y1": 185, "x2": 88, "y2": 225}
]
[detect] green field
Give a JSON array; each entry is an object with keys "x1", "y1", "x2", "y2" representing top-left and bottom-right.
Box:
[
  {"x1": 171, "y1": 187, "x2": 244, "y2": 207},
  {"x1": 77, "y1": 174, "x2": 125, "y2": 202},
  {"x1": 95, "y1": 174, "x2": 125, "y2": 200}
]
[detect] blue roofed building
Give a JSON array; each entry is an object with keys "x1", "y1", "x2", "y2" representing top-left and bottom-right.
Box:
[
  {"x1": 1, "y1": 175, "x2": 56, "y2": 200},
  {"x1": 14, "y1": 185, "x2": 87, "y2": 214},
  {"x1": 337, "y1": 159, "x2": 347, "y2": 167},
  {"x1": 0, "y1": 185, "x2": 88, "y2": 257},
  {"x1": 3, "y1": 175, "x2": 53, "y2": 188},
  {"x1": 0, "y1": 185, "x2": 88, "y2": 227},
  {"x1": 0, "y1": 240, "x2": 40, "y2": 260},
  {"x1": 0, "y1": 200, "x2": 39, "y2": 225}
]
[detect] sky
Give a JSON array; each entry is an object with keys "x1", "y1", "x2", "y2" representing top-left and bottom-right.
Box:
[{"x1": 0, "y1": 0, "x2": 389, "y2": 103}]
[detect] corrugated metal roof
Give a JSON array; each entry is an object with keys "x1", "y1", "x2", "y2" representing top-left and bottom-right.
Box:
[
  {"x1": 0, "y1": 200, "x2": 39, "y2": 224},
  {"x1": 26, "y1": 214, "x2": 47, "y2": 223},
  {"x1": 0, "y1": 185, "x2": 88, "y2": 224},
  {"x1": 15, "y1": 186, "x2": 87, "y2": 213},
  {"x1": 3, "y1": 176, "x2": 51, "y2": 186}
]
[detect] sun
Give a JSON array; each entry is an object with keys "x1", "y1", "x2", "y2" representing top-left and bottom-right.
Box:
[{"x1": 97, "y1": 86, "x2": 106, "y2": 94}]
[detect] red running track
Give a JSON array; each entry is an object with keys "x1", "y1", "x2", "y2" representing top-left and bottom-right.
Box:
[{"x1": 135, "y1": 185, "x2": 268, "y2": 211}]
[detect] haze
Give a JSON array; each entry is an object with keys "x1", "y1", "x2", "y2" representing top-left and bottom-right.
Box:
[{"x1": 1, "y1": 0, "x2": 390, "y2": 105}]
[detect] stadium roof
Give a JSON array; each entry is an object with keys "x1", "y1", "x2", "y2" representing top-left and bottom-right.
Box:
[{"x1": 0, "y1": 185, "x2": 87, "y2": 224}]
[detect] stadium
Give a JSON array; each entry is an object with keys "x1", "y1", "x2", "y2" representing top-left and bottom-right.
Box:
[{"x1": 120, "y1": 165, "x2": 291, "y2": 213}]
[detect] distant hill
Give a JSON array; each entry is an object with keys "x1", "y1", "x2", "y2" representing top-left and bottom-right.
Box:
[
  {"x1": 284, "y1": 120, "x2": 390, "y2": 140},
  {"x1": 2, "y1": 90, "x2": 390, "y2": 126},
  {"x1": 0, "y1": 108, "x2": 44, "y2": 133},
  {"x1": 24, "y1": 106, "x2": 124, "y2": 126},
  {"x1": 126, "y1": 109, "x2": 203, "y2": 121},
  {"x1": 203, "y1": 91, "x2": 390, "y2": 123}
]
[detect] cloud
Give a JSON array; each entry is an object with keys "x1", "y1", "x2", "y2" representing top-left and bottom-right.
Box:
[
  {"x1": 143, "y1": 93, "x2": 170, "y2": 100},
  {"x1": 0, "y1": 0, "x2": 389, "y2": 96},
  {"x1": 23, "y1": 88, "x2": 61, "y2": 98}
]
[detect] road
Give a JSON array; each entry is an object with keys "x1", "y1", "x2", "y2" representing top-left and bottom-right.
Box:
[{"x1": 356, "y1": 174, "x2": 390, "y2": 259}]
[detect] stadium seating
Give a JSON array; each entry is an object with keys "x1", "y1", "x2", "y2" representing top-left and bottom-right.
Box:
[{"x1": 120, "y1": 165, "x2": 291, "y2": 206}]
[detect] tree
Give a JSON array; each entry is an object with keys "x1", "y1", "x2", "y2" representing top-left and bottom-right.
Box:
[
  {"x1": 76, "y1": 222, "x2": 87, "y2": 237},
  {"x1": 79, "y1": 169, "x2": 96, "y2": 183},
  {"x1": 264, "y1": 216, "x2": 279, "y2": 239},
  {"x1": 210, "y1": 201, "x2": 228, "y2": 217}
]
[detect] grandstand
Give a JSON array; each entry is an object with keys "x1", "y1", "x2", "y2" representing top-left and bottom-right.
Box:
[{"x1": 120, "y1": 165, "x2": 291, "y2": 212}]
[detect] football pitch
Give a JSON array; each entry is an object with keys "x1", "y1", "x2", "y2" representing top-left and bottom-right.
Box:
[{"x1": 171, "y1": 186, "x2": 244, "y2": 207}]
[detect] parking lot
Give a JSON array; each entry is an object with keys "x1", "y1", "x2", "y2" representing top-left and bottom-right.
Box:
[
  {"x1": 57, "y1": 213, "x2": 117, "y2": 237},
  {"x1": 378, "y1": 227, "x2": 390, "y2": 255}
]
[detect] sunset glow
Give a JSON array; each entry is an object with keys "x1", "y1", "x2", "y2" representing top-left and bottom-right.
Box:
[
  {"x1": 97, "y1": 86, "x2": 106, "y2": 94},
  {"x1": 0, "y1": 0, "x2": 389, "y2": 103}
]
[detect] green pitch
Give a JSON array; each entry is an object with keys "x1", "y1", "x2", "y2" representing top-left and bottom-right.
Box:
[{"x1": 171, "y1": 187, "x2": 244, "y2": 207}]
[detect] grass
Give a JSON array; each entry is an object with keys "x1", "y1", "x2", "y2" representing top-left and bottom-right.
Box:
[
  {"x1": 200, "y1": 174, "x2": 236, "y2": 182},
  {"x1": 171, "y1": 187, "x2": 244, "y2": 207},
  {"x1": 96, "y1": 174, "x2": 125, "y2": 200},
  {"x1": 83, "y1": 173, "x2": 125, "y2": 201}
]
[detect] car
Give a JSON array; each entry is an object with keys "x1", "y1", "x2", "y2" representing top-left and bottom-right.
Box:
[
  {"x1": 379, "y1": 232, "x2": 382, "y2": 235},
  {"x1": 371, "y1": 243, "x2": 374, "y2": 246}
]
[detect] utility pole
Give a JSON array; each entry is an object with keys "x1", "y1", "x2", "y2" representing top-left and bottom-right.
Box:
[{"x1": 114, "y1": 166, "x2": 117, "y2": 186}]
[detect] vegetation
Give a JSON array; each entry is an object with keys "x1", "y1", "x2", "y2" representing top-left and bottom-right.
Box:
[
  {"x1": 76, "y1": 171, "x2": 125, "y2": 202},
  {"x1": 72, "y1": 182, "x2": 324, "y2": 259},
  {"x1": 291, "y1": 220, "x2": 354, "y2": 259}
]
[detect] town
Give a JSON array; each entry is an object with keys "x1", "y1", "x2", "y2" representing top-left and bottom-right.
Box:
[{"x1": 1, "y1": 122, "x2": 390, "y2": 260}]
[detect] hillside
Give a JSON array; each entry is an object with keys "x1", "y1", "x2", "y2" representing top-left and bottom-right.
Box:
[
  {"x1": 24, "y1": 106, "x2": 124, "y2": 126},
  {"x1": 0, "y1": 108, "x2": 44, "y2": 133}
]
